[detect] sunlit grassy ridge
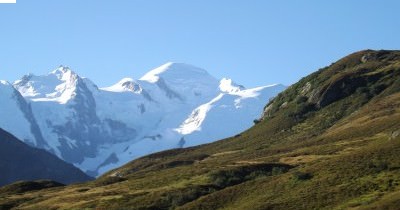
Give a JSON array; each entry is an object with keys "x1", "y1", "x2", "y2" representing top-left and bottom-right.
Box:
[{"x1": 1, "y1": 50, "x2": 400, "y2": 210}]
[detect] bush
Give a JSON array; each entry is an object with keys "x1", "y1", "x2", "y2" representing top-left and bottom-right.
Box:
[
  {"x1": 95, "y1": 176, "x2": 127, "y2": 186},
  {"x1": 292, "y1": 172, "x2": 313, "y2": 181},
  {"x1": 253, "y1": 119, "x2": 261, "y2": 124},
  {"x1": 209, "y1": 164, "x2": 292, "y2": 188},
  {"x1": 296, "y1": 96, "x2": 308, "y2": 104},
  {"x1": 210, "y1": 169, "x2": 244, "y2": 188}
]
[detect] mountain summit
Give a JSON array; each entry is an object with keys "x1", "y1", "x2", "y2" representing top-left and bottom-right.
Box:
[
  {"x1": 1, "y1": 63, "x2": 285, "y2": 176},
  {"x1": 140, "y1": 62, "x2": 221, "y2": 103},
  {"x1": 13, "y1": 66, "x2": 83, "y2": 104},
  {"x1": 140, "y1": 62, "x2": 213, "y2": 83}
]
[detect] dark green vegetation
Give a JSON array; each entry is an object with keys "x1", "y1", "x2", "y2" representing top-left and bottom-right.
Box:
[
  {"x1": 1, "y1": 50, "x2": 400, "y2": 209},
  {"x1": 0, "y1": 128, "x2": 93, "y2": 187},
  {"x1": 0, "y1": 180, "x2": 64, "y2": 195}
]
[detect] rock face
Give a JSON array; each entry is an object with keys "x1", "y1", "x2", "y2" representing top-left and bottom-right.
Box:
[
  {"x1": 391, "y1": 130, "x2": 400, "y2": 139},
  {"x1": 0, "y1": 128, "x2": 92, "y2": 186},
  {"x1": 2, "y1": 63, "x2": 285, "y2": 176}
]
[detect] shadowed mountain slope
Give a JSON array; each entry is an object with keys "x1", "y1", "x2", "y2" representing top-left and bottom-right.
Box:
[{"x1": 0, "y1": 128, "x2": 93, "y2": 187}]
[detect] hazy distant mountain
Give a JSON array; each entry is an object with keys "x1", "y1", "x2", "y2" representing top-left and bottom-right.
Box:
[
  {"x1": 0, "y1": 128, "x2": 92, "y2": 186},
  {"x1": 2, "y1": 63, "x2": 285, "y2": 176}
]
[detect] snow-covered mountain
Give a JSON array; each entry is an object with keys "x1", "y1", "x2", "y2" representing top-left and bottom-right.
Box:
[
  {"x1": 0, "y1": 80, "x2": 46, "y2": 148},
  {"x1": 2, "y1": 63, "x2": 286, "y2": 176}
]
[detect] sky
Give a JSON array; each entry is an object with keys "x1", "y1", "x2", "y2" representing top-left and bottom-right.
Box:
[{"x1": 0, "y1": 0, "x2": 399, "y2": 88}]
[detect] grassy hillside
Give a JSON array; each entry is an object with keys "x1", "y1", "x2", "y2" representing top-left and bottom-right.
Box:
[{"x1": 1, "y1": 50, "x2": 400, "y2": 210}]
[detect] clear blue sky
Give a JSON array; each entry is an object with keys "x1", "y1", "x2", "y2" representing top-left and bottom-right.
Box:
[{"x1": 0, "y1": 0, "x2": 399, "y2": 87}]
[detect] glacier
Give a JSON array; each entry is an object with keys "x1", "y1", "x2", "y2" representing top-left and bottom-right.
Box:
[{"x1": 2, "y1": 63, "x2": 285, "y2": 176}]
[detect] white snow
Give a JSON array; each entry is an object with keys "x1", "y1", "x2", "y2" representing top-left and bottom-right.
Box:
[
  {"x1": 5, "y1": 63, "x2": 286, "y2": 176},
  {"x1": 140, "y1": 62, "x2": 209, "y2": 83},
  {"x1": 175, "y1": 93, "x2": 224, "y2": 135},
  {"x1": 101, "y1": 78, "x2": 142, "y2": 93},
  {"x1": 0, "y1": 82, "x2": 36, "y2": 145},
  {"x1": 219, "y1": 78, "x2": 243, "y2": 93},
  {"x1": 14, "y1": 66, "x2": 79, "y2": 104}
]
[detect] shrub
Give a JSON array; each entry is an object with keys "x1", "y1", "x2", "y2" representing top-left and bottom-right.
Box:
[
  {"x1": 296, "y1": 96, "x2": 308, "y2": 104},
  {"x1": 292, "y1": 172, "x2": 313, "y2": 181},
  {"x1": 253, "y1": 119, "x2": 261, "y2": 124},
  {"x1": 209, "y1": 164, "x2": 292, "y2": 188}
]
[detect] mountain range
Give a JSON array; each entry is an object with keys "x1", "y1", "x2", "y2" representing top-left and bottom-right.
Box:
[
  {"x1": 1, "y1": 50, "x2": 398, "y2": 209},
  {"x1": 1, "y1": 62, "x2": 285, "y2": 176}
]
